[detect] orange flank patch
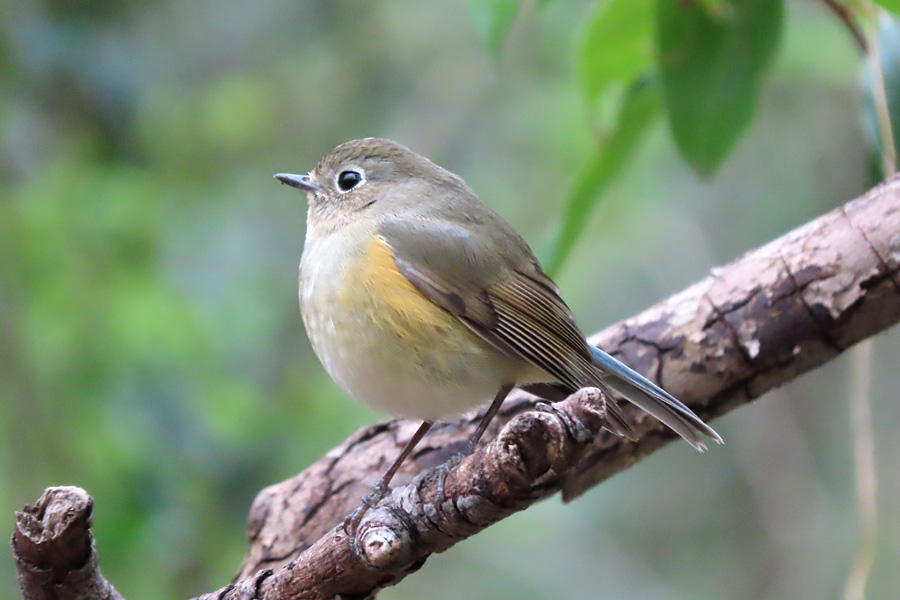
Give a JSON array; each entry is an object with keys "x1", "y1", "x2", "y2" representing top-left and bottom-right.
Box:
[{"x1": 342, "y1": 235, "x2": 462, "y2": 355}]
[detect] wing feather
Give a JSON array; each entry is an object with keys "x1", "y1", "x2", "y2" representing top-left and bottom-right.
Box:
[{"x1": 379, "y1": 218, "x2": 717, "y2": 449}]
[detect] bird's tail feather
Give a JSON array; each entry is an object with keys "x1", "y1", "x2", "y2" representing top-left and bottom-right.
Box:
[{"x1": 590, "y1": 345, "x2": 722, "y2": 451}]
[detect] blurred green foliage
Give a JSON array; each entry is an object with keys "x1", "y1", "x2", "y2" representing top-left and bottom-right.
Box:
[
  {"x1": 864, "y1": 13, "x2": 900, "y2": 176},
  {"x1": 542, "y1": 77, "x2": 662, "y2": 276},
  {"x1": 876, "y1": 0, "x2": 900, "y2": 15},
  {"x1": 468, "y1": 0, "x2": 524, "y2": 54},
  {"x1": 2, "y1": 2, "x2": 900, "y2": 600},
  {"x1": 656, "y1": 0, "x2": 783, "y2": 175},
  {"x1": 578, "y1": 0, "x2": 654, "y2": 113}
]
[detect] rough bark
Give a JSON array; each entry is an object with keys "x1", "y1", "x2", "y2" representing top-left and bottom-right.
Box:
[
  {"x1": 12, "y1": 177, "x2": 900, "y2": 600},
  {"x1": 12, "y1": 487, "x2": 124, "y2": 600}
]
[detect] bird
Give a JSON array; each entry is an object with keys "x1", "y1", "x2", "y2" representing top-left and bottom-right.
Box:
[{"x1": 274, "y1": 137, "x2": 721, "y2": 525}]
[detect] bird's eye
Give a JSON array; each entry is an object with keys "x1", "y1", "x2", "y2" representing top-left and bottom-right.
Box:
[{"x1": 337, "y1": 170, "x2": 363, "y2": 192}]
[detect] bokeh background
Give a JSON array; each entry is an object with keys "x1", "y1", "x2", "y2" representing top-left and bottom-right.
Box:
[{"x1": 2, "y1": 1, "x2": 899, "y2": 599}]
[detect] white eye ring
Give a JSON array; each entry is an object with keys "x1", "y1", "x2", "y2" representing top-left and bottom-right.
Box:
[{"x1": 336, "y1": 169, "x2": 365, "y2": 193}]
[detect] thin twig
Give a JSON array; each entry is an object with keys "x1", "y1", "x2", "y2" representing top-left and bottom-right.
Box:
[
  {"x1": 818, "y1": 0, "x2": 869, "y2": 53},
  {"x1": 844, "y1": 341, "x2": 879, "y2": 600},
  {"x1": 868, "y1": 11, "x2": 898, "y2": 176}
]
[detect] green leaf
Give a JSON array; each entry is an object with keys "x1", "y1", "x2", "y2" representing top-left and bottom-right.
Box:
[
  {"x1": 467, "y1": 0, "x2": 521, "y2": 54},
  {"x1": 875, "y1": 1, "x2": 900, "y2": 16},
  {"x1": 862, "y1": 13, "x2": 900, "y2": 179},
  {"x1": 578, "y1": 0, "x2": 654, "y2": 108},
  {"x1": 656, "y1": 0, "x2": 783, "y2": 176},
  {"x1": 542, "y1": 78, "x2": 663, "y2": 276}
]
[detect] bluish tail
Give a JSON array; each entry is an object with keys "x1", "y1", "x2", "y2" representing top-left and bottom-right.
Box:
[{"x1": 590, "y1": 345, "x2": 723, "y2": 451}]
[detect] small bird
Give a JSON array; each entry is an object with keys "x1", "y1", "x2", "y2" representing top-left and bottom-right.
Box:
[{"x1": 275, "y1": 138, "x2": 720, "y2": 521}]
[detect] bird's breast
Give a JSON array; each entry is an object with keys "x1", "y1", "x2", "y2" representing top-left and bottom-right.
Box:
[{"x1": 299, "y1": 231, "x2": 524, "y2": 420}]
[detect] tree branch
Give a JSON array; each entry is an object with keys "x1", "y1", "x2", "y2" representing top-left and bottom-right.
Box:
[
  {"x1": 12, "y1": 487, "x2": 124, "y2": 600},
  {"x1": 13, "y1": 177, "x2": 900, "y2": 600}
]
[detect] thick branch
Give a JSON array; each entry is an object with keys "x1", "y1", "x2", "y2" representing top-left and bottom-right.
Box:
[{"x1": 13, "y1": 177, "x2": 900, "y2": 600}]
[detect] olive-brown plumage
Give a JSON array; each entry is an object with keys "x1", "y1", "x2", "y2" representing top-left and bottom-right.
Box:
[{"x1": 275, "y1": 137, "x2": 720, "y2": 527}]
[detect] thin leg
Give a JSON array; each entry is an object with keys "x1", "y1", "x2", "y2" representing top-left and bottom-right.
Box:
[
  {"x1": 372, "y1": 420, "x2": 434, "y2": 493},
  {"x1": 467, "y1": 383, "x2": 514, "y2": 450},
  {"x1": 435, "y1": 383, "x2": 514, "y2": 502},
  {"x1": 342, "y1": 420, "x2": 433, "y2": 535}
]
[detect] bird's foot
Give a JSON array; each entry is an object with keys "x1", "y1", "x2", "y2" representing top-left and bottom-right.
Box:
[
  {"x1": 433, "y1": 441, "x2": 476, "y2": 506},
  {"x1": 535, "y1": 388, "x2": 606, "y2": 444},
  {"x1": 341, "y1": 481, "x2": 391, "y2": 540}
]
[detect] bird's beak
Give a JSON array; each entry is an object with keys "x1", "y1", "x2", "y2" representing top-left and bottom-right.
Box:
[{"x1": 274, "y1": 172, "x2": 321, "y2": 193}]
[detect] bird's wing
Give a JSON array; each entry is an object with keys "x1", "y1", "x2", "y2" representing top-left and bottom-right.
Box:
[{"x1": 379, "y1": 217, "x2": 637, "y2": 438}]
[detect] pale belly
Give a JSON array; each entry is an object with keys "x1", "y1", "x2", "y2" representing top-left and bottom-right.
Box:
[{"x1": 299, "y1": 232, "x2": 529, "y2": 421}]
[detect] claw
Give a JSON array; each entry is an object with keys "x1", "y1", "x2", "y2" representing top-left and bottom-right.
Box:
[
  {"x1": 433, "y1": 451, "x2": 468, "y2": 505},
  {"x1": 536, "y1": 390, "x2": 605, "y2": 444},
  {"x1": 341, "y1": 482, "x2": 391, "y2": 540}
]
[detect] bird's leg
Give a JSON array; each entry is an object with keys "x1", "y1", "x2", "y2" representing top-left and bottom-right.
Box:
[
  {"x1": 434, "y1": 383, "x2": 514, "y2": 503},
  {"x1": 467, "y1": 383, "x2": 515, "y2": 451},
  {"x1": 342, "y1": 420, "x2": 433, "y2": 535}
]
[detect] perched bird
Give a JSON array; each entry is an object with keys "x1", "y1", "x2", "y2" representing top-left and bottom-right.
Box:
[{"x1": 275, "y1": 138, "x2": 720, "y2": 522}]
